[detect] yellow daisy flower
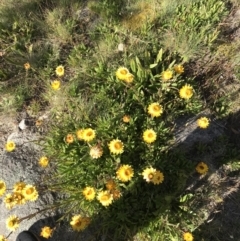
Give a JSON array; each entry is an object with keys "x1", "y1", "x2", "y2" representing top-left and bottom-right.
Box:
[
  {"x1": 196, "y1": 162, "x2": 208, "y2": 174},
  {"x1": 89, "y1": 145, "x2": 103, "y2": 159},
  {"x1": 143, "y1": 129, "x2": 157, "y2": 144},
  {"x1": 0, "y1": 235, "x2": 8, "y2": 241},
  {"x1": 51, "y1": 80, "x2": 61, "y2": 90},
  {"x1": 22, "y1": 185, "x2": 38, "y2": 201},
  {"x1": 38, "y1": 156, "x2": 49, "y2": 168},
  {"x1": 65, "y1": 134, "x2": 74, "y2": 144},
  {"x1": 183, "y1": 232, "x2": 194, "y2": 241},
  {"x1": 124, "y1": 73, "x2": 134, "y2": 83},
  {"x1": 82, "y1": 128, "x2": 96, "y2": 142},
  {"x1": 0, "y1": 180, "x2": 6, "y2": 196},
  {"x1": 122, "y1": 115, "x2": 130, "y2": 123},
  {"x1": 70, "y1": 215, "x2": 90, "y2": 231},
  {"x1": 152, "y1": 170, "x2": 164, "y2": 185},
  {"x1": 82, "y1": 187, "x2": 96, "y2": 201},
  {"x1": 97, "y1": 190, "x2": 113, "y2": 207},
  {"x1": 147, "y1": 103, "x2": 163, "y2": 117},
  {"x1": 40, "y1": 226, "x2": 53, "y2": 239},
  {"x1": 174, "y1": 64, "x2": 184, "y2": 74},
  {"x1": 55, "y1": 65, "x2": 64, "y2": 77},
  {"x1": 179, "y1": 84, "x2": 193, "y2": 99},
  {"x1": 197, "y1": 117, "x2": 210, "y2": 129},
  {"x1": 5, "y1": 141, "x2": 16, "y2": 152},
  {"x1": 12, "y1": 192, "x2": 26, "y2": 205},
  {"x1": 4, "y1": 194, "x2": 17, "y2": 209},
  {"x1": 13, "y1": 182, "x2": 26, "y2": 193},
  {"x1": 24, "y1": 62, "x2": 30, "y2": 70},
  {"x1": 108, "y1": 139, "x2": 124, "y2": 155},
  {"x1": 116, "y1": 165, "x2": 134, "y2": 182},
  {"x1": 6, "y1": 215, "x2": 20, "y2": 231},
  {"x1": 162, "y1": 70, "x2": 173, "y2": 81},
  {"x1": 116, "y1": 67, "x2": 129, "y2": 80},
  {"x1": 142, "y1": 167, "x2": 156, "y2": 183},
  {"x1": 105, "y1": 179, "x2": 116, "y2": 191},
  {"x1": 76, "y1": 129, "x2": 84, "y2": 140}
]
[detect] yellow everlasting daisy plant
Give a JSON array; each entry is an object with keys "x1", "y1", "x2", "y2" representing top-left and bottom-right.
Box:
[
  {"x1": 0, "y1": 180, "x2": 6, "y2": 197},
  {"x1": 108, "y1": 139, "x2": 124, "y2": 154},
  {"x1": 13, "y1": 182, "x2": 26, "y2": 193},
  {"x1": 174, "y1": 64, "x2": 184, "y2": 74},
  {"x1": 197, "y1": 117, "x2": 210, "y2": 129},
  {"x1": 40, "y1": 226, "x2": 53, "y2": 239},
  {"x1": 38, "y1": 156, "x2": 49, "y2": 168},
  {"x1": 6, "y1": 215, "x2": 20, "y2": 231},
  {"x1": 143, "y1": 129, "x2": 157, "y2": 144},
  {"x1": 183, "y1": 232, "x2": 194, "y2": 241},
  {"x1": 70, "y1": 215, "x2": 90, "y2": 231},
  {"x1": 196, "y1": 162, "x2": 208, "y2": 174},
  {"x1": 82, "y1": 187, "x2": 96, "y2": 201},
  {"x1": 116, "y1": 165, "x2": 134, "y2": 182},
  {"x1": 51, "y1": 80, "x2": 61, "y2": 90},
  {"x1": 161, "y1": 70, "x2": 173, "y2": 81},
  {"x1": 142, "y1": 167, "x2": 156, "y2": 183},
  {"x1": 82, "y1": 128, "x2": 96, "y2": 142},
  {"x1": 0, "y1": 235, "x2": 8, "y2": 241},
  {"x1": 55, "y1": 65, "x2": 64, "y2": 77},
  {"x1": 5, "y1": 141, "x2": 16, "y2": 152},
  {"x1": 4, "y1": 194, "x2": 17, "y2": 209},
  {"x1": 122, "y1": 115, "x2": 130, "y2": 123},
  {"x1": 147, "y1": 102, "x2": 163, "y2": 117},
  {"x1": 24, "y1": 62, "x2": 30, "y2": 70},
  {"x1": 65, "y1": 134, "x2": 74, "y2": 144},
  {"x1": 22, "y1": 184, "x2": 39, "y2": 201},
  {"x1": 116, "y1": 67, "x2": 129, "y2": 80},
  {"x1": 152, "y1": 170, "x2": 164, "y2": 185},
  {"x1": 12, "y1": 192, "x2": 26, "y2": 205},
  {"x1": 179, "y1": 84, "x2": 194, "y2": 99},
  {"x1": 97, "y1": 190, "x2": 114, "y2": 207}
]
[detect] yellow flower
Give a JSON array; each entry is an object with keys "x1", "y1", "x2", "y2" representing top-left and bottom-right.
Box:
[
  {"x1": 197, "y1": 117, "x2": 210, "y2": 129},
  {"x1": 5, "y1": 141, "x2": 16, "y2": 152},
  {"x1": 82, "y1": 128, "x2": 96, "y2": 142},
  {"x1": 6, "y1": 215, "x2": 20, "y2": 231},
  {"x1": 0, "y1": 180, "x2": 6, "y2": 196},
  {"x1": 179, "y1": 84, "x2": 193, "y2": 99},
  {"x1": 76, "y1": 129, "x2": 84, "y2": 140},
  {"x1": 116, "y1": 67, "x2": 129, "y2": 80},
  {"x1": 51, "y1": 80, "x2": 61, "y2": 90},
  {"x1": 24, "y1": 62, "x2": 30, "y2": 70},
  {"x1": 89, "y1": 145, "x2": 103, "y2": 159},
  {"x1": 183, "y1": 232, "x2": 194, "y2": 241},
  {"x1": 122, "y1": 115, "x2": 130, "y2": 123},
  {"x1": 142, "y1": 167, "x2": 156, "y2": 183},
  {"x1": 40, "y1": 226, "x2": 53, "y2": 239},
  {"x1": 111, "y1": 189, "x2": 122, "y2": 200},
  {"x1": 162, "y1": 70, "x2": 173, "y2": 81},
  {"x1": 108, "y1": 139, "x2": 124, "y2": 154},
  {"x1": 174, "y1": 64, "x2": 184, "y2": 74},
  {"x1": 124, "y1": 73, "x2": 134, "y2": 83},
  {"x1": 116, "y1": 165, "x2": 134, "y2": 182},
  {"x1": 97, "y1": 191, "x2": 113, "y2": 207},
  {"x1": 4, "y1": 194, "x2": 17, "y2": 209},
  {"x1": 143, "y1": 129, "x2": 157, "y2": 144},
  {"x1": 65, "y1": 134, "x2": 74, "y2": 144},
  {"x1": 82, "y1": 187, "x2": 96, "y2": 201},
  {"x1": 105, "y1": 179, "x2": 116, "y2": 190},
  {"x1": 38, "y1": 156, "x2": 49, "y2": 168},
  {"x1": 55, "y1": 65, "x2": 64, "y2": 77},
  {"x1": 12, "y1": 192, "x2": 26, "y2": 205},
  {"x1": 147, "y1": 103, "x2": 163, "y2": 117},
  {"x1": 196, "y1": 162, "x2": 208, "y2": 174},
  {"x1": 13, "y1": 182, "x2": 26, "y2": 193},
  {"x1": 152, "y1": 170, "x2": 164, "y2": 185},
  {"x1": 0, "y1": 235, "x2": 8, "y2": 241},
  {"x1": 22, "y1": 185, "x2": 38, "y2": 201},
  {"x1": 70, "y1": 215, "x2": 90, "y2": 231},
  {"x1": 35, "y1": 119, "x2": 43, "y2": 127}
]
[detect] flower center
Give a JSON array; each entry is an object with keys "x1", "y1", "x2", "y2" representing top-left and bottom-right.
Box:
[
  {"x1": 153, "y1": 106, "x2": 160, "y2": 111},
  {"x1": 120, "y1": 69, "x2": 128, "y2": 75},
  {"x1": 26, "y1": 188, "x2": 34, "y2": 195},
  {"x1": 148, "y1": 174, "x2": 153, "y2": 179},
  {"x1": 148, "y1": 133, "x2": 153, "y2": 138},
  {"x1": 114, "y1": 142, "x2": 122, "y2": 149}
]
